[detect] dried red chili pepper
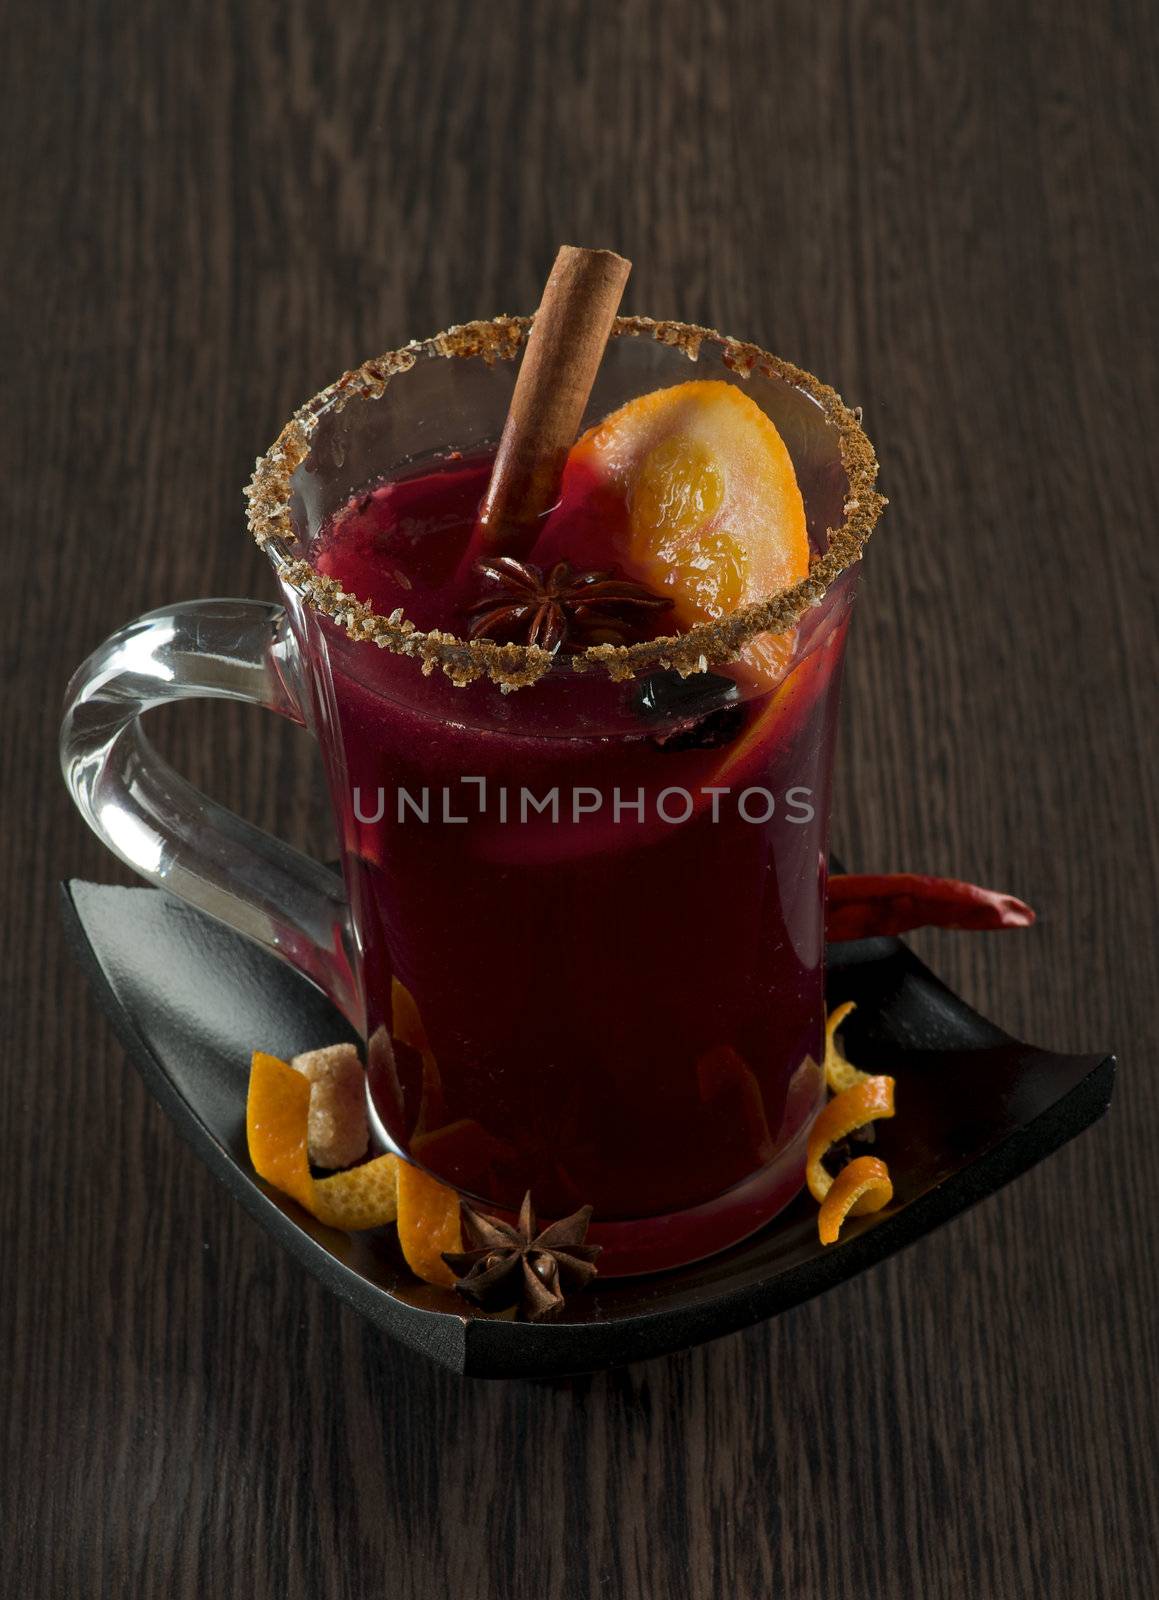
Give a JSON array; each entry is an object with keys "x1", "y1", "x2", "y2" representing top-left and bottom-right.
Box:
[{"x1": 826, "y1": 873, "x2": 1035, "y2": 942}]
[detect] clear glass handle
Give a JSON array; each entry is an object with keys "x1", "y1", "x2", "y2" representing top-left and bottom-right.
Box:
[{"x1": 60, "y1": 598, "x2": 362, "y2": 1029}]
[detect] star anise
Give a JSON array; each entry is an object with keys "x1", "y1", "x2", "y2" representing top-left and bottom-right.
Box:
[
  {"x1": 441, "y1": 1191, "x2": 602, "y2": 1320},
  {"x1": 466, "y1": 556, "x2": 672, "y2": 654}
]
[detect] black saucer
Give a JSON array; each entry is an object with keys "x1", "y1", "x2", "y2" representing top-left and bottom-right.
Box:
[{"x1": 61, "y1": 880, "x2": 1114, "y2": 1379}]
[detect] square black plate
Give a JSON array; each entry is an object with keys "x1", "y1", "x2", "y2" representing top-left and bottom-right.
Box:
[{"x1": 61, "y1": 880, "x2": 1113, "y2": 1378}]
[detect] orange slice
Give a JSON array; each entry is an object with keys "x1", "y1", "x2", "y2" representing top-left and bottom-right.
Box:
[
  {"x1": 708, "y1": 620, "x2": 839, "y2": 789},
  {"x1": 558, "y1": 379, "x2": 810, "y2": 679},
  {"x1": 392, "y1": 976, "x2": 445, "y2": 1133},
  {"x1": 412, "y1": 1117, "x2": 519, "y2": 1194},
  {"x1": 695, "y1": 1044, "x2": 776, "y2": 1164}
]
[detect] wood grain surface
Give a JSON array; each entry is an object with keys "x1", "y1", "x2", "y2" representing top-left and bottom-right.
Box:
[{"x1": 3, "y1": 2, "x2": 1156, "y2": 1595}]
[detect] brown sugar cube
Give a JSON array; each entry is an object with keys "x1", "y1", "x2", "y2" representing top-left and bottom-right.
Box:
[{"x1": 291, "y1": 1043, "x2": 369, "y2": 1169}]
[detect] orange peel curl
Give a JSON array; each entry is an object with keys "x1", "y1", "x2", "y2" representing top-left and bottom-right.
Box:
[
  {"x1": 245, "y1": 1050, "x2": 462, "y2": 1280},
  {"x1": 806, "y1": 1071, "x2": 895, "y2": 1206},
  {"x1": 817, "y1": 1156, "x2": 894, "y2": 1245},
  {"x1": 808, "y1": 1006, "x2": 898, "y2": 1245},
  {"x1": 823, "y1": 1000, "x2": 871, "y2": 1095}
]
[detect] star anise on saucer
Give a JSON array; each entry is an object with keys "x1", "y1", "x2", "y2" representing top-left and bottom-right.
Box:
[
  {"x1": 441, "y1": 1191, "x2": 602, "y2": 1320},
  {"x1": 466, "y1": 556, "x2": 672, "y2": 654}
]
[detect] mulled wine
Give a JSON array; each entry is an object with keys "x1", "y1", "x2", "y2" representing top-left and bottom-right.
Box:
[{"x1": 307, "y1": 444, "x2": 854, "y2": 1273}]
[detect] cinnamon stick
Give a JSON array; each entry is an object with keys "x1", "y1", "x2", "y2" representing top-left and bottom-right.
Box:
[{"x1": 478, "y1": 245, "x2": 631, "y2": 552}]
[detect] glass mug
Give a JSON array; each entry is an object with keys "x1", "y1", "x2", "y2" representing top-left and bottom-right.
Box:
[{"x1": 61, "y1": 319, "x2": 881, "y2": 1274}]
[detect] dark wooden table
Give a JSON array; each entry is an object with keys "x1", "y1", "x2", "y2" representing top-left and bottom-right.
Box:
[{"x1": 5, "y1": 3, "x2": 1156, "y2": 1595}]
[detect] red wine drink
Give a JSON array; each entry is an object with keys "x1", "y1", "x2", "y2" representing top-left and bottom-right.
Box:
[
  {"x1": 61, "y1": 310, "x2": 882, "y2": 1277},
  {"x1": 306, "y1": 439, "x2": 856, "y2": 1273}
]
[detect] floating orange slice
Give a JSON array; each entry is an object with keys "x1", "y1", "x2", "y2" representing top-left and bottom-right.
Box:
[
  {"x1": 707, "y1": 620, "x2": 839, "y2": 790},
  {"x1": 695, "y1": 1044, "x2": 776, "y2": 1164},
  {"x1": 557, "y1": 379, "x2": 810, "y2": 680},
  {"x1": 412, "y1": 1117, "x2": 519, "y2": 1196},
  {"x1": 391, "y1": 975, "x2": 445, "y2": 1134}
]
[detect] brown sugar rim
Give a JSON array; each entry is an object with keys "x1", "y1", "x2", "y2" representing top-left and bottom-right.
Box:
[{"x1": 244, "y1": 316, "x2": 886, "y2": 690}]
